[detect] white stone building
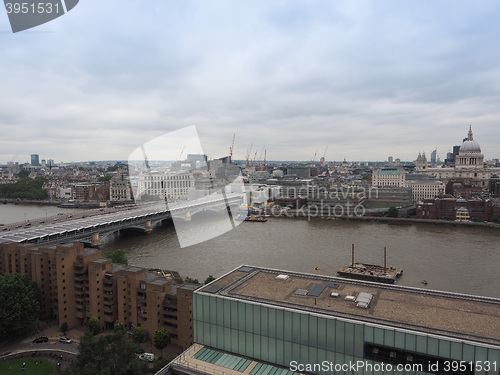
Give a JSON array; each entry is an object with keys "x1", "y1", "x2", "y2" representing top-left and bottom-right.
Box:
[
  {"x1": 136, "y1": 172, "x2": 194, "y2": 201},
  {"x1": 371, "y1": 168, "x2": 406, "y2": 187}
]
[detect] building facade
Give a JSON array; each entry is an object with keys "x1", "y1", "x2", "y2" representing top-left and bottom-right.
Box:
[
  {"x1": 372, "y1": 169, "x2": 406, "y2": 188},
  {"x1": 110, "y1": 179, "x2": 133, "y2": 202},
  {"x1": 190, "y1": 266, "x2": 500, "y2": 375},
  {"x1": 406, "y1": 176, "x2": 445, "y2": 202},
  {"x1": 136, "y1": 172, "x2": 194, "y2": 201},
  {"x1": 0, "y1": 242, "x2": 196, "y2": 349}
]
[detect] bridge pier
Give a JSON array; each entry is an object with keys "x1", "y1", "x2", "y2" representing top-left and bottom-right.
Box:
[
  {"x1": 91, "y1": 232, "x2": 101, "y2": 247},
  {"x1": 145, "y1": 220, "x2": 152, "y2": 233}
]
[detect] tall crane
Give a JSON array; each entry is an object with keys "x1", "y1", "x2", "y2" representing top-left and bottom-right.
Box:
[
  {"x1": 229, "y1": 134, "x2": 235, "y2": 162},
  {"x1": 246, "y1": 143, "x2": 253, "y2": 169},
  {"x1": 321, "y1": 145, "x2": 328, "y2": 167},
  {"x1": 251, "y1": 150, "x2": 258, "y2": 167},
  {"x1": 311, "y1": 149, "x2": 318, "y2": 167},
  {"x1": 257, "y1": 145, "x2": 265, "y2": 171}
]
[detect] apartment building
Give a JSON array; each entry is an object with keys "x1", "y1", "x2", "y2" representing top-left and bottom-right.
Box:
[{"x1": 0, "y1": 241, "x2": 195, "y2": 348}]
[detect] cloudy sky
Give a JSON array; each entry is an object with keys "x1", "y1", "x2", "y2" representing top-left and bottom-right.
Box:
[{"x1": 1, "y1": 0, "x2": 500, "y2": 164}]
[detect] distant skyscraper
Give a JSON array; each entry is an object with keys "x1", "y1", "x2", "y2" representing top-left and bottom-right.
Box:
[
  {"x1": 31, "y1": 154, "x2": 40, "y2": 166},
  {"x1": 388, "y1": 156, "x2": 393, "y2": 166},
  {"x1": 431, "y1": 149, "x2": 437, "y2": 167}
]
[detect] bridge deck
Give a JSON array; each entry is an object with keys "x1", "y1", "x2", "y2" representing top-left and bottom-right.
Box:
[{"x1": 0, "y1": 194, "x2": 242, "y2": 245}]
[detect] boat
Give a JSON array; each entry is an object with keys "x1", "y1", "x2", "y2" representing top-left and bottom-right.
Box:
[
  {"x1": 235, "y1": 214, "x2": 267, "y2": 222},
  {"x1": 337, "y1": 262, "x2": 403, "y2": 284},
  {"x1": 245, "y1": 216, "x2": 267, "y2": 222},
  {"x1": 336, "y1": 244, "x2": 403, "y2": 284}
]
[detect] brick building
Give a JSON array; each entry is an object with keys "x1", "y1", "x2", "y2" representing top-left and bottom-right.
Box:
[{"x1": 0, "y1": 241, "x2": 196, "y2": 349}]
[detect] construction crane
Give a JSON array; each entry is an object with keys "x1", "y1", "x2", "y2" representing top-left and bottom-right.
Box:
[
  {"x1": 246, "y1": 143, "x2": 253, "y2": 169},
  {"x1": 229, "y1": 133, "x2": 235, "y2": 162},
  {"x1": 257, "y1": 145, "x2": 265, "y2": 171},
  {"x1": 311, "y1": 149, "x2": 318, "y2": 167},
  {"x1": 321, "y1": 145, "x2": 328, "y2": 167},
  {"x1": 251, "y1": 150, "x2": 258, "y2": 167}
]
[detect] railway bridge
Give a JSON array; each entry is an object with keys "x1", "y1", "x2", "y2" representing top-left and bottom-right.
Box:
[{"x1": 0, "y1": 194, "x2": 243, "y2": 247}]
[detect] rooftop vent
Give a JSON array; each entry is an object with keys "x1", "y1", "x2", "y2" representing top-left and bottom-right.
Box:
[
  {"x1": 295, "y1": 289, "x2": 308, "y2": 296},
  {"x1": 345, "y1": 295, "x2": 356, "y2": 301},
  {"x1": 355, "y1": 292, "x2": 373, "y2": 308},
  {"x1": 276, "y1": 274, "x2": 289, "y2": 281}
]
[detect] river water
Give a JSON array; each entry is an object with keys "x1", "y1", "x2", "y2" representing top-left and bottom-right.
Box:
[{"x1": 2, "y1": 205, "x2": 500, "y2": 298}]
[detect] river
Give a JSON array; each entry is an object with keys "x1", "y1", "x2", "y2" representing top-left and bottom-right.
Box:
[{"x1": 2, "y1": 205, "x2": 499, "y2": 298}]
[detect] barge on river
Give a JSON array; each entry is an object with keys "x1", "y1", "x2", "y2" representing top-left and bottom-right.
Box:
[{"x1": 337, "y1": 244, "x2": 403, "y2": 284}]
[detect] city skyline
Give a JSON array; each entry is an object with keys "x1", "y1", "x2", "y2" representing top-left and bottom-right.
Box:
[{"x1": 2, "y1": 1, "x2": 500, "y2": 163}]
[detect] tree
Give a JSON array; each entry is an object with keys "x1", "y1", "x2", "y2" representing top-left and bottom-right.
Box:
[
  {"x1": 18, "y1": 169, "x2": 30, "y2": 178},
  {"x1": 185, "y1": 277, "x2": 199, "y2": 284},
  {"x1": 204, "y1": 275, "x2": 216, "y2": 284},
  {"x1": 491, "y1": 213, "x2": 500, "y2": 224},
  {"x1": 60, "y1": 322, "x2": 69, "y2": 335},
  {"x1": 131, "y1": 326, "x2": 145, "y2": 345},
  {"x1": 153, "y1": 327, "x2": 170, "y2": 357},
  {"x1": 0, "y1": 273, "x2": 40, "y2": 340},
  {"x1": 113, "y1": 321, "x2": 125, "y2": 336},
  {"x1": 105, "y1": 249, "x2": 129, "y2": 265},
  {"x1": 63, "y1": 332, "x2": 143, "y2": 375},
  {"x1": 98, "y1": 175, "x2": 113, "y2": 182},
  {"x1": 387, "y1": 206, "x2": 398, "y2": 218},
  {"x1": 88, "y1": 317, "x2": 101, "y2": 336}
]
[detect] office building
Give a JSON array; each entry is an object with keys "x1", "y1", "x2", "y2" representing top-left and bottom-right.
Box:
[
  {"x1": 371, "y1": 168, "x2": 406, "y2": 188},
  {"x1": 167, "y1": 266, "x2": 500, "y2": 375},
  {"x1": 31, "y1": 154, "x2": 40, "y2": 167},
  {"x1": 136, "y1": 172, "x2": 194, "y2": 201}
]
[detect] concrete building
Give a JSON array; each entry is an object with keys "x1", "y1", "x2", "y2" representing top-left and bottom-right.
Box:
[
  {"x1": 405, "y1": 175, "x2": 445, "y2": 202},
  {"x1": 371, "y1": 168, "x2": 406, "y2": 188},
  {"x1": 110, "y1": 178, "x2": 133, "y2": 202},
  {"x1": 164, "y1": 265, "x2": 500, "y2": 375},
  {"x1": 136, "y1": 172, "x2": 194, "y2": 201},
  {"x1": 0, "y1": 242, "x2": 196, "y2": 349}
]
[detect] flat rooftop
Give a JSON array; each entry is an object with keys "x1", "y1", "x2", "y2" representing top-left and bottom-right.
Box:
[{"x1": 197, "y1": 266, "x2": 500, "y2": 346}]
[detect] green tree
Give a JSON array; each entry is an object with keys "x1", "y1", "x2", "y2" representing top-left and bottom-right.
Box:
[
  {"x1": 0, "y1": 176, "x2": 48, "y2": 200},
  {"x1": 18, "y1": 169, "x2": 29, "y2": 178},
  {"x1": 0, "y1": 273, "x2": 40, "y2": 340},
  {"x1": 88, "y1": 317, "x2": 101, "y2": 336},
  {"x1": 491, "y1": 213, "x2": 500, "y2": 224},
  {"x1": 185, "y1": 277, "x2": 199, "y2": 284},
  {"x1": 387, "y1": 206, "x2": 398, "y2": 218},
  {"x1": 63, "y1": 332, "x2": 143, "y2": 375},
  {"x1": 132, "y1": 326, "x2": 145, "y2": 345},
  {"x1": 113, "y1": 321, "x2": 125, "y2": 336},
  {"x1": 204, "y1": 275, "x2": 216, "y2": 284},
  {"x1": 98, "y1": 175, "x2": 113, "y2": 182},
  {"x1": 105, "y1": 249, "x2": 129, "y2": 265},
  {"x1": 60, "y1": 321, "x2": 69, "y2": 335},
  {"x1": 153, "y1": 327, "x2": 170, "y2": 357}
]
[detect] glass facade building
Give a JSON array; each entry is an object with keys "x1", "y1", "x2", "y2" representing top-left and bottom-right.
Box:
[{"x1": 193, "y1": 267, "x2": 500, "y2": 375}]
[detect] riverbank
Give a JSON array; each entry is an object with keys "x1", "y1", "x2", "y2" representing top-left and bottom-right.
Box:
[
  {"x1": 332, "y1": 215, "x2": 500, "y2": 229},
  {"x1": 1, "y1": 198, "x2": 61, "y2": 206}
]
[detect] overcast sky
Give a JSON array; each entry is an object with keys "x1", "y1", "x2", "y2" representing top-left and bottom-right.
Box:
[{"x1": 1, "y1": 0, "x2": 500, "y2": 164}]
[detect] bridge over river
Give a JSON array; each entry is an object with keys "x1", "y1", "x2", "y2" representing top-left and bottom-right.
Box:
[{"x1": 0, "y1": 194, "x2": 243, "y2": 247}]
